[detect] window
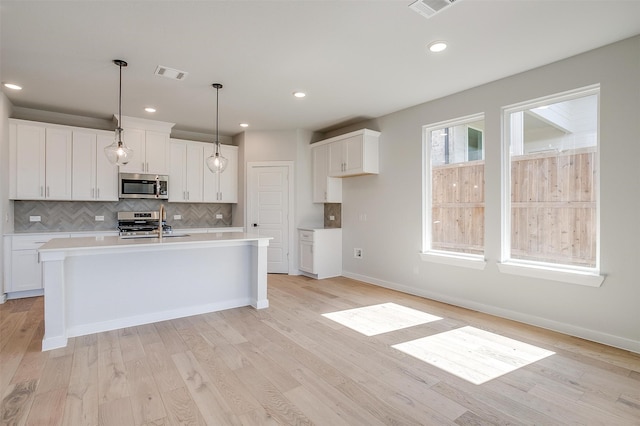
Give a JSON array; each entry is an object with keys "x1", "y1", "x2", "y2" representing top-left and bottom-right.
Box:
[
  {"x1": 502, "y1": 86, "x2": 599, "y2": 274},
  {"x1": 423, "y1": 114, "x2": 485, "y2": 260}
]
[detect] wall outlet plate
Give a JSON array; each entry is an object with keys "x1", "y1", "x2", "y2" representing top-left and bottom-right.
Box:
[
  {"x1": 29, "y1": 215, "x2": 41, "y2": 222},
  {"x1": 354, "y1": 248, "x2": 363, "y2": 259},
  {"x1": 216, "y1": 214, "x2": 223, "y2": 219},
  {"x1": 95, "y1": 216, "x2": 104, "y2": 221},
  {"x1": 329, "y1": 215, "x2": 335, "y2": 221},
  {"x1": 173, "y1": 215, "x2": 182, "y2": 220}
]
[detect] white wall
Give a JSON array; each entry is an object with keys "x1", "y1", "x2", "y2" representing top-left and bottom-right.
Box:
[
  {"x1": 0, "y1": 93, "x2": 14, "y2": 297},
  {"x1": 339, "y1": 36, "x2": 640, "y2": 353}
]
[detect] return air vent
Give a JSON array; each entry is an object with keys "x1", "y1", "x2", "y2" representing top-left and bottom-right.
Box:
[
  {"x1": 154, "y1": 65, "x2": 188, "y2": 81},
  {"x1": 409, "y1": 0, "x2": 458, "y2": 19}
]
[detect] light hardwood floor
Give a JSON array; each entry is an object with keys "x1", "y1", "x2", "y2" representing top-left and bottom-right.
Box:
[{"x1": 1, "y1": 274, "x2": 639, "y2": 425}]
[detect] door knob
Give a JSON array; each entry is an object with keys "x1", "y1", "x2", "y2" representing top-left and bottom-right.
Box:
[{"x1": 253, "y1": 223, "x2": 259, "y2": 227}]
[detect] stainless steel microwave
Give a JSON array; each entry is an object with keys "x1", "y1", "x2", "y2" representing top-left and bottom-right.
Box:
[{"x1": 119, "y1": 173, "x2": 169, "y2": 199}]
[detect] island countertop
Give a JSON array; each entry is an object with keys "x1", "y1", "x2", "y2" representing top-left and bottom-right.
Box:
[{"x1": 38, "y1": 232, "x2": 270, "y2": 259}]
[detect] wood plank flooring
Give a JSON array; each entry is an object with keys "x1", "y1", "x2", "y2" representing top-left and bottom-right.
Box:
[{"x1": 1, "y1": 274, "x2": 639, "y2": 425}]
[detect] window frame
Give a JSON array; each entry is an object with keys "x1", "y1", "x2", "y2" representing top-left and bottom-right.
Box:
[
  {"x1": 421, "y1": 113, "x2": 487, "y2": 269},
  {"x1": 499, "y1": 85, "x2": 604, "y2": 286}
]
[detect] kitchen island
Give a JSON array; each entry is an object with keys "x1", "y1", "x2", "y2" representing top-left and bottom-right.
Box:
[{"x1": 38, "y1": 232, "x2": 271, "y2": 351}]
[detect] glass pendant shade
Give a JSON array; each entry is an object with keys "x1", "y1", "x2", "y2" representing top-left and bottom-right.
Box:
[
  {"x1": 206, "y1": 144, "x2": 228, "y2": 173},
  {"x1": 104, "y1": 127, "x2": 132, "y2": 166}
]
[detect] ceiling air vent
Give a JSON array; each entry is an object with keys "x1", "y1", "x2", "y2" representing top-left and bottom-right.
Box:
[
  {"x1": 154, "y1": 65, "x2": 188, "y2": 81},
  {"x1": 409, "y1": 0, "x2": 458, "y2": 19}
]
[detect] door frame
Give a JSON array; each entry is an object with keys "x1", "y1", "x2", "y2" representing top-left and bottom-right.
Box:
[{"x1": 246, "y1": 161, "x2": 295, "y2": 274}]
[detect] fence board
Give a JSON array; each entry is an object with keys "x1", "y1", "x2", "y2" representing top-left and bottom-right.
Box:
[{"x1": 431, "y1": 148, "x2": 596, "y2": 266}]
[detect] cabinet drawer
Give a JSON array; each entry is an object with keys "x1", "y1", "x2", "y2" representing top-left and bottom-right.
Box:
[{"x1": 299, "y1": 230, "x2": 314, "y2": 242}]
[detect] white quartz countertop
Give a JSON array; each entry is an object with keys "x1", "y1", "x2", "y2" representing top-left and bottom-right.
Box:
[
  {"x1": 5, "y1": 227, "x2": 243, "y2": 237},
  {"x1": 38, "y1": 232, "x2": 270, "y2": 258}
]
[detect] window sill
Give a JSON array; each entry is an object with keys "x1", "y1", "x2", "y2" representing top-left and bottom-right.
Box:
[
  {"x1": 497, "y1": 261, "x2": 604, "y2": 287},
  {"x1": 420, "y1": 251, "x2": 487, "y2": 270}
]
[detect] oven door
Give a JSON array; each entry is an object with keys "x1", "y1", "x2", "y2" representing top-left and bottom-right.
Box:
[{"x1": 119, "y1": 173, "x2": 169, "y2": 199}]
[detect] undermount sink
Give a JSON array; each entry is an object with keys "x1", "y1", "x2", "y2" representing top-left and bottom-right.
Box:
[{"x1": 120, "y1": 233, "x2": 190, "y2": 240}]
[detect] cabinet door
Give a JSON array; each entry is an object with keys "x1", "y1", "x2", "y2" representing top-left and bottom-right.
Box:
[
  {"x1": 185, "y1": 142, "x2": 204, "y2": 202},
  {"x1": 312, "y1": 144, "x2": 329, "y2": 202},
  {"x1": 10, "y1": 250, "x2": 42, "y2": 292},
  {"x1": 299, "y1": 241, "x2": 314, "y2": 273},
  {"x1": 118, "y1": 128, "x2": 146, "y2": 173},
  {"x1": 168, "y1": 142, "x2": 187, "y2": 202},
  {"x1": 45, "y1": 127, "x2": 73, "y2": 199},
  {"x1": 328, "y1": 141, "x2": 344, "y2": 176},
  {"x1": 72, "y1": 131, "x2": 97, "y2": 200},
  {"x1": 218, "y1": 145, "x2": 238, "y2": 202},
  {"x1": 14, "y1": 123, "x2": 46, "y2": 199},
  {"x1": 145, "y1": 130, "x2": 169, "y2": 174},
  {"x1": 95, "y1": 133, "x2": 119, "y2": 200},
  {"x1": 312, "y1": 144, "x2": 342, "y2": 203},
  {"x1": 343, "y1": 135, "x2": 364, "y2": 174}
]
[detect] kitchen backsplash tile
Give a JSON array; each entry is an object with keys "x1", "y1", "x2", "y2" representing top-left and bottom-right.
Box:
[
  {"x1": 13, "y1": 200, "x2": 232, "y2": 232},
  {"x1": 324, "y1": 203, "x2": 341, "y2": 228}
]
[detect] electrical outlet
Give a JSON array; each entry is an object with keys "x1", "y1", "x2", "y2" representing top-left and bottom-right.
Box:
[
  {"x1": 216, "y1": 214, "x2": 223, "y2": 219},
  {"x1": 329, "y1": 215, "x2": 335, "y2": 221},
  {"x1": 354, "y1": 248, "x2": 363, "y2": 259},
  {"x1": 173, "y1": 215, "x2": 182, "y2": 220},
  {"x1": 29, "y1": 215, "x2": 41, "y2": 222},
  {"x1": 95, "y1": 215, "x2": 104, "y2": 221}
]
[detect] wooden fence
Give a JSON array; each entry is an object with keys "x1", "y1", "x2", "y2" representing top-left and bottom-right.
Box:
[{"x1": 431, "y1": 148, "x2": 597, "y2": 266}]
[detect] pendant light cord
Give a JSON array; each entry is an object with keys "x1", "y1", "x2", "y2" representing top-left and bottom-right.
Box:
[{"x1": 118, "y1": 62, "x2": 122, "y2": 130}]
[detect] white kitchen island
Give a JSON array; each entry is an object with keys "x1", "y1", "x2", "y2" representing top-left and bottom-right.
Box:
[{"x1": 38, "y1": 232, "x2": 271, "y2": 351}]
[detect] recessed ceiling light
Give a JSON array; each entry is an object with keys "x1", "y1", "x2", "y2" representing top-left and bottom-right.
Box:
[
  {"x1": 4, "y1": 83, "x2": 22, "y2": 90},
  {"x1": 293, "y1": 91, "x2": 306, "y2": 98},
  {"x1": 239, "y1": 123, "x2": 249, "y2": 128},
  {"x1": 428, "y1": 41, "x2": 447, "y2": 53},
  {"x1": 144, "y1": 107, "x2": 156, "y2": 113}
]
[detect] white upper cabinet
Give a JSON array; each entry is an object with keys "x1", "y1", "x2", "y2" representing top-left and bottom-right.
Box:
[
  {"x1": 204, "y1": 144, "x2": 238, "y2": 203},
  {"x1": 326, "y1": 129, "x2": 380, "y2": 177},
  {"x1": 169, "y1": 139, "x2": 204, "y2": 202},
  {"x1": 10, "y1": 120, "x2": 72, "y2": 200},
  {"x1": 312, "y1": 143, "x2": 342, "y2": 203},
  {"x1": 170, "y1": 139, "x2": 237, "y2": 203},
  {"x1": 116, "y1": 116, "x2": 174, "y2": 175},
  {"x1": 72, "y1": 130, "x2": 118, "y2": 201},
  {"x1": 118, "y1": 129, "x2": 169, "y2": 174}
]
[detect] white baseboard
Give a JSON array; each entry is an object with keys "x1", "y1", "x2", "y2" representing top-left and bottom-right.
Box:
[
  {"x1": 342, "y1": 271, "x2": 640, "y2": 355},
  {"x1": 66, "y1": 298, "x2": 252, "y2": 340},
  {"x1": 0, "y1": 293, "x2": 6, "y2": 304}
]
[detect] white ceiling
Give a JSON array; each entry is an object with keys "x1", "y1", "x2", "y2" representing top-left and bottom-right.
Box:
[{"x1": 2, "y1": 0, "x2": 639, "y2": 137}]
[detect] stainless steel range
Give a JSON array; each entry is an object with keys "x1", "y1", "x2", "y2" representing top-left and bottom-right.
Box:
[{"x1": 117, "y1": 211, "x2": 172, "y2": 237}]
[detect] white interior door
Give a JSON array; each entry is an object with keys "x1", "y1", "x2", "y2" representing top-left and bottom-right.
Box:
[{"x1": 248, "y1": 164, "x2": 291, "y2": 274}]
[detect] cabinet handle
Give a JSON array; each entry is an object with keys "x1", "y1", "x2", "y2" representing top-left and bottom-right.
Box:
[
  {"x1": 92, "y1": 188, "x2": 95, "y2": 198},
  {"x1": 46, "y1": 186, "x2": 50, "y2": 197},
  {"x1": 97, "y1": 188, "x2": 100, "y2": 198},
  {"x1": 146, "y1": 162, "x2": 149, "y2": 172},
  {"x1": 142, "y1": 162, "x2": 145, "y2": 171},
  {"x1": 187, "y1": 191, "x2": 190, "y2": 200},
  {"x1": 40, "y1": 186, "x2": 44, "y2": 197}
]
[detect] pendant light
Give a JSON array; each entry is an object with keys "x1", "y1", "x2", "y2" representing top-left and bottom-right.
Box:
[
  {"x1": 104, "y1": 59, "x2": 133, "y2": 166},
  {"x1": 206, "y1": 83, "x2": 228, "y2": 173}
]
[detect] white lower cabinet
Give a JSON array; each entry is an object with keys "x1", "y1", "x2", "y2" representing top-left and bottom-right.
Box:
[
  {"x1": 298, "y1": 228, "x2": 342, "y2": 279},
  {"x1": 4, "y1": 234, "x2": 70, "y2": 298}
]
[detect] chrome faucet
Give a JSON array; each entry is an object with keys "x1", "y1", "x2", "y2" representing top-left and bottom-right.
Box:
[{"x1": 158, "y1": 204, "x2": 165, "y2": 240}]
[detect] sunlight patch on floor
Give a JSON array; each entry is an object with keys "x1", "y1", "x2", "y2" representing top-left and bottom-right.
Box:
[
  {"x1": 392, "y1": 326, "x2": 555, "y2": 385},
  {"x1": 322, "y1": 302, "x2": 442, "y2": 336}
]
